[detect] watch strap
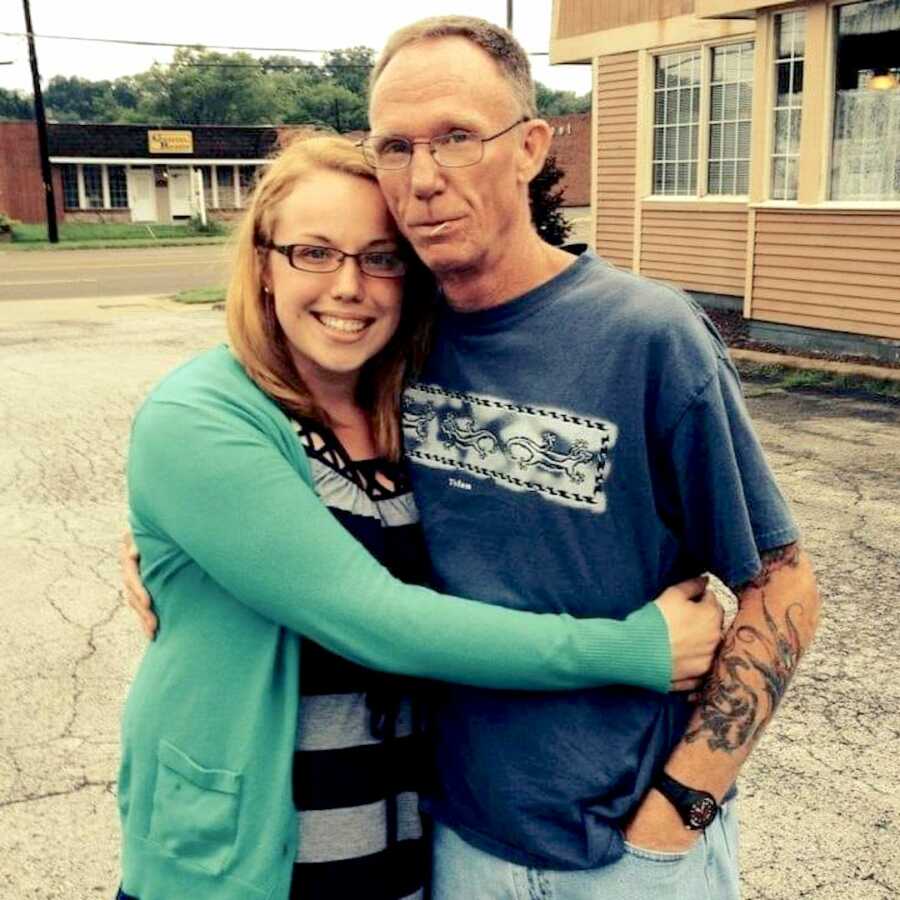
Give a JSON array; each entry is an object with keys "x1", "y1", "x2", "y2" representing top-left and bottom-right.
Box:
[{"x1": 654, "y1": 771, "x2": 719, "y2": 830}]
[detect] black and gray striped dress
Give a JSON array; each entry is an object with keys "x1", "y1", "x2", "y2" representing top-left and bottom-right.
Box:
[{"x1": 289, "y1": 416, "x2": 432, "y2": 900}]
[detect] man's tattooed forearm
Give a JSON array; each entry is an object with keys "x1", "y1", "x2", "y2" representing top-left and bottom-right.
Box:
[{"x1": 684, "y1": 596, "x2": 804, "y2": 753}]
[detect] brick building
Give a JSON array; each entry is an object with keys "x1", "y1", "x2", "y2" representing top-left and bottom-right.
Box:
[
  {"x1": 0, "y1": 122, "x2": 331, "y2": 225},
  {"x1": 547, "y1": 112, "x2": 591, "y2": 207}
]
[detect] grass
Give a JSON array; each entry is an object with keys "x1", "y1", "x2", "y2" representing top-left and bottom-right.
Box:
[
  {"x1": 7, "y1": 220, "x2": 233, "y2": 250},
  {"x1": 172, "y1": 287, "x2": 226, "y2": 304},
  {"x1": 736, "y1": 361, "x2": 900, "y2": 403}
]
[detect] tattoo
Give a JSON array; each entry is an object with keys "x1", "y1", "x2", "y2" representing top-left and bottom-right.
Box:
[
  {"x1": 685, "y1": 544, "x2": 805, "y2": 753},
  {"x1": 739, "y1": 542, "x2": 801, "y2": 593}
]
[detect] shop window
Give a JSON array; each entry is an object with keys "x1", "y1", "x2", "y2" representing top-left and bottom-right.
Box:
[
  {"x1": 82, "y1": 165, "x2": 103, "y2": 209},
  {"x1": 830, "y1": 0, "x2": 900, "y2": 201},
  {"x1": 651, "y1": 42, "x2": 754, "y2": 198},
  {"x1": 771, "y1": 11, "x2": 805, "y2": 201},
  {"x1": 652, "y1": 51, "x2": 701, "y2": 195},
  {"x1": 61, "y1": 164, "x2": 79, "y2": 209},
  {"x1": 108, "y1": 165, "x2": 129, "y2": 208},
  {"x1": 216, "y1": 166, "x2": 236, "y2": 208},
  {"x1": 708, "y1": 42, "x2": 754, "y2": 195},
  {"x1": 239, "y1": 165, "x2": 259, "y2": 205},
  {"x1": 194, "y1": 165, "x2": 214, "y2": 210}
]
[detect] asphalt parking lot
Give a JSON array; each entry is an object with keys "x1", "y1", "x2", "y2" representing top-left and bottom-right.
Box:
[{"x1": 0, "y1": 296, "x2": 898, "y2": 899}]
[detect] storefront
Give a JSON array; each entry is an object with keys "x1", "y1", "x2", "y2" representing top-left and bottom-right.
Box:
[
  {"x1": 0, "y1": 122, "x2": 337, "y2": 226},
  {"x1": 551, "y1": 0, "x2": 900, "y2": 357}
]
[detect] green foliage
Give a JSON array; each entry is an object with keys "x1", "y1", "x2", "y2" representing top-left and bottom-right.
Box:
[
  {"x1": 133, "y1": 48, "x2": 278, "y2": 125},
  {"x1": 529, "y1": 154, "x2": 572, "y2": 247},
  {"x1": 0, "y1": 87, "x2": 32, "y2": 120},
  {"x1": 535, "y1": 82, "x2": 591, "y2": 117},
  {"x1": 0, "y1": 211, "x2": 20, "y2": 233},
  {"x1": 8, "y1": 49, "x2": 587, "y2": 135},
  {"x1": 188, "y1": 215, "x2": 228, "y2": 236},
  {"x1": 44, "y1": 76, "x2": 130, "y2": 122},
  {"x1": 322, "y1": 46, "x2": 376, "y2": 97}
]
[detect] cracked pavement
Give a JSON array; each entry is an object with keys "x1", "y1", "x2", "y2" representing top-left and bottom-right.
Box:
[{"x1": 0, "y1": 297, "x2": 898, "y2": 899}]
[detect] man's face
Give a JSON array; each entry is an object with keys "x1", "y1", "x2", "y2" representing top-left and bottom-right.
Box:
[{"x1": 369, "y1": 37, "x2": 531, "y2": 279}]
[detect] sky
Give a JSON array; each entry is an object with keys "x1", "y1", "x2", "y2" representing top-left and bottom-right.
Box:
[{"x1": 0, "y1": 0, "x2": 591, "y2": 99}]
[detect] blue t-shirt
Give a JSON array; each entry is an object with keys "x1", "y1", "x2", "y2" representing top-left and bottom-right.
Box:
[{"x1": 402, "y1": 250, "x2": 798, "y2": 870}]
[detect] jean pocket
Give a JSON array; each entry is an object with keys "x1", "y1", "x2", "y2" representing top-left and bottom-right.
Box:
[
  {"x1": 622, "y1": 840, "x2": 692, "y2": 864},
  {"x1": 148, "y1": 739, "x2": 241, "y2": 875}
]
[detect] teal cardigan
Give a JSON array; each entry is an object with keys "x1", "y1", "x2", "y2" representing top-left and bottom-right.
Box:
[{"x1": 119, "y1": 345, "x2": 671, "y2": 900}]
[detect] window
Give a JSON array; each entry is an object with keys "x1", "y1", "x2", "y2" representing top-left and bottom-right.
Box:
[
  {"x1": 830, "y1": 0, "x2": 900, "y2": 201},
  {"x1": 61, "y1": 164, "x2": 79, "y2": 209},
  {"x1": 108, "y1": 165, "x2": 128, "y2": 208},
  {"x1": 239, "y1": 165, "x2": 258, "y2": 204},
  {"x1": 216, "y1": 166, "x2": 236, "y2": 208},
  {"x1": 652, "y1": 42, "x2": 755, "y2": 198},
  {"x1": 195, "y1": 165, "x2": 214, "y2": 209},
  {"x1": 653, "y1": 51, "x2": 701, "y2": 195},
  {"x1": 708, "y1": 42, "x2": 754, "y2": 195},
  {"x1": 771, "y1": 11, "x2": 805, "y2": 200},
  {"x1": 82, "y1": 165, "x2": 103, "y2": 209}
]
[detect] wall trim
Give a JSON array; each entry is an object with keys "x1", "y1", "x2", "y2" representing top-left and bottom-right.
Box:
[
  {"x1": 50, "y1": 157, "x2": 269, "y2": 166},
  {"x1": 551, "y1": 14, "x2": 754, "y2": 62}
]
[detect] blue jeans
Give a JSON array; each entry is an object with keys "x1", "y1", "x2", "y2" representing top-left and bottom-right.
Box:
[{"x1": 432, "y1": 801, "x2": 740, "y2": 900}]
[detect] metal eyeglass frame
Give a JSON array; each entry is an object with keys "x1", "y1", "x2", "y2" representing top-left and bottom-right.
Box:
[{"x1": 359, "y1": 117, "x2": 531, "y2": 170}]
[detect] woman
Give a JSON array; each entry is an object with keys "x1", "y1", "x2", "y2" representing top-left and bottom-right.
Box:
[{"x1": 116, "y1": 135, "x2": 722, "y2": 900}]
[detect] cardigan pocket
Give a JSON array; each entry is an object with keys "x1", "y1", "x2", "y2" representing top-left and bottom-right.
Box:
[{"x1": 148, "y1": 739, "x2": 242, "y2": 875}]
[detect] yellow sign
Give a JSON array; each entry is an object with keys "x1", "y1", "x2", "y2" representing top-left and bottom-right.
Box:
[{"x1": 148, "y1": 130, "x2": 194, "y2": 154}]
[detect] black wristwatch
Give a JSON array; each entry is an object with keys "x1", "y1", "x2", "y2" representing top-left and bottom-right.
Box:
[{"x1": 653, "y1": 771, "x2": 719, "y2": 830}]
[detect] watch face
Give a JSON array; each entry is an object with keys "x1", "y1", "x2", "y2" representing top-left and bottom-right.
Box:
[{"x1": 688, "y1": 796, "x2": 718, "y2": 830}]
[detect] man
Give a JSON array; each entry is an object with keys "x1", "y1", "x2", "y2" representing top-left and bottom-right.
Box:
[
  {"x1": 124, "y1": 15, "x2": 819, "y2": 898},
  {"x1": 363, "y1": 16, "x2": 820, "y2": 899}
]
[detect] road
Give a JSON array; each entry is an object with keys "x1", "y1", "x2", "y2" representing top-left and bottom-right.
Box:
[
  {"x1": 0, "y1": 296, "x2": 898, "y2": 899},
  {"x1": 0, "y1": 245, "x2": 230, "y2": 302}
]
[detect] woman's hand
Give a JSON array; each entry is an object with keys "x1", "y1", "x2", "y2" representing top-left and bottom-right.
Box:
[
  {"x1": 120, "y1": 529, "x2": 157, "y2": 639},
  {"x1": 653, "y1": 576, "x2": 724, "y2": 692}
]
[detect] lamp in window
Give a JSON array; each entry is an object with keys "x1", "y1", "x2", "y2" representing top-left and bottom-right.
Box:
[{"x1": 868, "y1": 69, "x2": 898, "y2": 91}]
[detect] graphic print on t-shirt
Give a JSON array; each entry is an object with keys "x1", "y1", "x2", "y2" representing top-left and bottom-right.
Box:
[{"x1": 402, "y1": 383, "x2": 618, "y2": 512}]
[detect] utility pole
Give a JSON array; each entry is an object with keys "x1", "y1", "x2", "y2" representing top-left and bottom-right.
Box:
[
  {"x1": 22, "y1": 0, "x2": 58, "y2": 243},
  {"x1": 506, "y1": 0, "x2": 513, "y2": 31}
]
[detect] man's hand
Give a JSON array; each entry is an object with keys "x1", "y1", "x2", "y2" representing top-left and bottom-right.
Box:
[
  {"x1": 120, "y1": 530, "x2": 157, "y2": 639},
  {"x1": 624, "y1": 787, "x2": 698, "y2": 853},
  {"x1": 653, "y1": 576, "x2": 724, "y2": 692}
]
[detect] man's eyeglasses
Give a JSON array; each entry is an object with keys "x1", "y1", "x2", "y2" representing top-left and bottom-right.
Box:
[
  {"x1": 260, "y1": 242, "x2": 407, "y2": 278},
  {"x1": 359, "y1": 117, "x2": 530, "y2": 170}
]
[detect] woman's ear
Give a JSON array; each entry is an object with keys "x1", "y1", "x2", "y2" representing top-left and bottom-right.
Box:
[{"x1": 516, "y1": 118, "x2": 554, "y2": 186}]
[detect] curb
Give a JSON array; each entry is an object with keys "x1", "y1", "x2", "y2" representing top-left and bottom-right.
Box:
[{"x1": 729, "y1": 348, "x2": 900, "y2": 383}]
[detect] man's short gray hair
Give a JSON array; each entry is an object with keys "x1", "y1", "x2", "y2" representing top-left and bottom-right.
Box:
[{"x1": 370, "y1": 15, "x2": 537, "y2": 119}]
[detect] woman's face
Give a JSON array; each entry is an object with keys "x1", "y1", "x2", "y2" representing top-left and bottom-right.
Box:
[{"x1": 264, "y1": 169, "x2": 405, "y2": 396}]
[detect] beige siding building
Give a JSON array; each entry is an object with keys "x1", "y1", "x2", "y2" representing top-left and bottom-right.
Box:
[{"x1": 550, "y1": 0, "x2": 900, "y2": 359}]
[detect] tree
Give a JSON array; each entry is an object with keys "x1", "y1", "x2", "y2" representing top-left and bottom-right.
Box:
[
  {"x1": 322, "y1": 46, "x2": 375, "y2": 97},
  {"x1": 529, "y1": 154, "x2": 572, "y2": 246},
  {"x1": 281, "y1": 81, "x2": 367, "y2": 131},
  {"x1": 0, "y1": 87, "x2": 31, "y2": 120},
  {"x1": 535, "y1": 82, "x2": 591, "y2": 117},
  {"x1": 44, "y1": 76, "x2": 119, "y2": 121},
  {"x1": 134, "y1": 48, "x2": 278, "y2": 125}
]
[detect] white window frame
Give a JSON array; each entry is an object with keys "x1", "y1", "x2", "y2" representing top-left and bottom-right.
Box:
[
  {"x1": 106, "y1": 165, "x2": 129, "y2": 209},
  {"x1": 648, "y1": 36, "x2": 756, "y2": 202},
  {"x1": 824, "y1": 0, "x2": 900, "y2": 205},
  {"x1": 768, "y1": 8, "x2": 806, "y2": 202}
]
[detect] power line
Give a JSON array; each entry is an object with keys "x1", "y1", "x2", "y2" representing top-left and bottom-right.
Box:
[
  {"x1": 0, "y1": 31, "x2": 336, "y2": 53},
  {"x1": 0, "y1": 30, "x2": 550, "y2": 56}
]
